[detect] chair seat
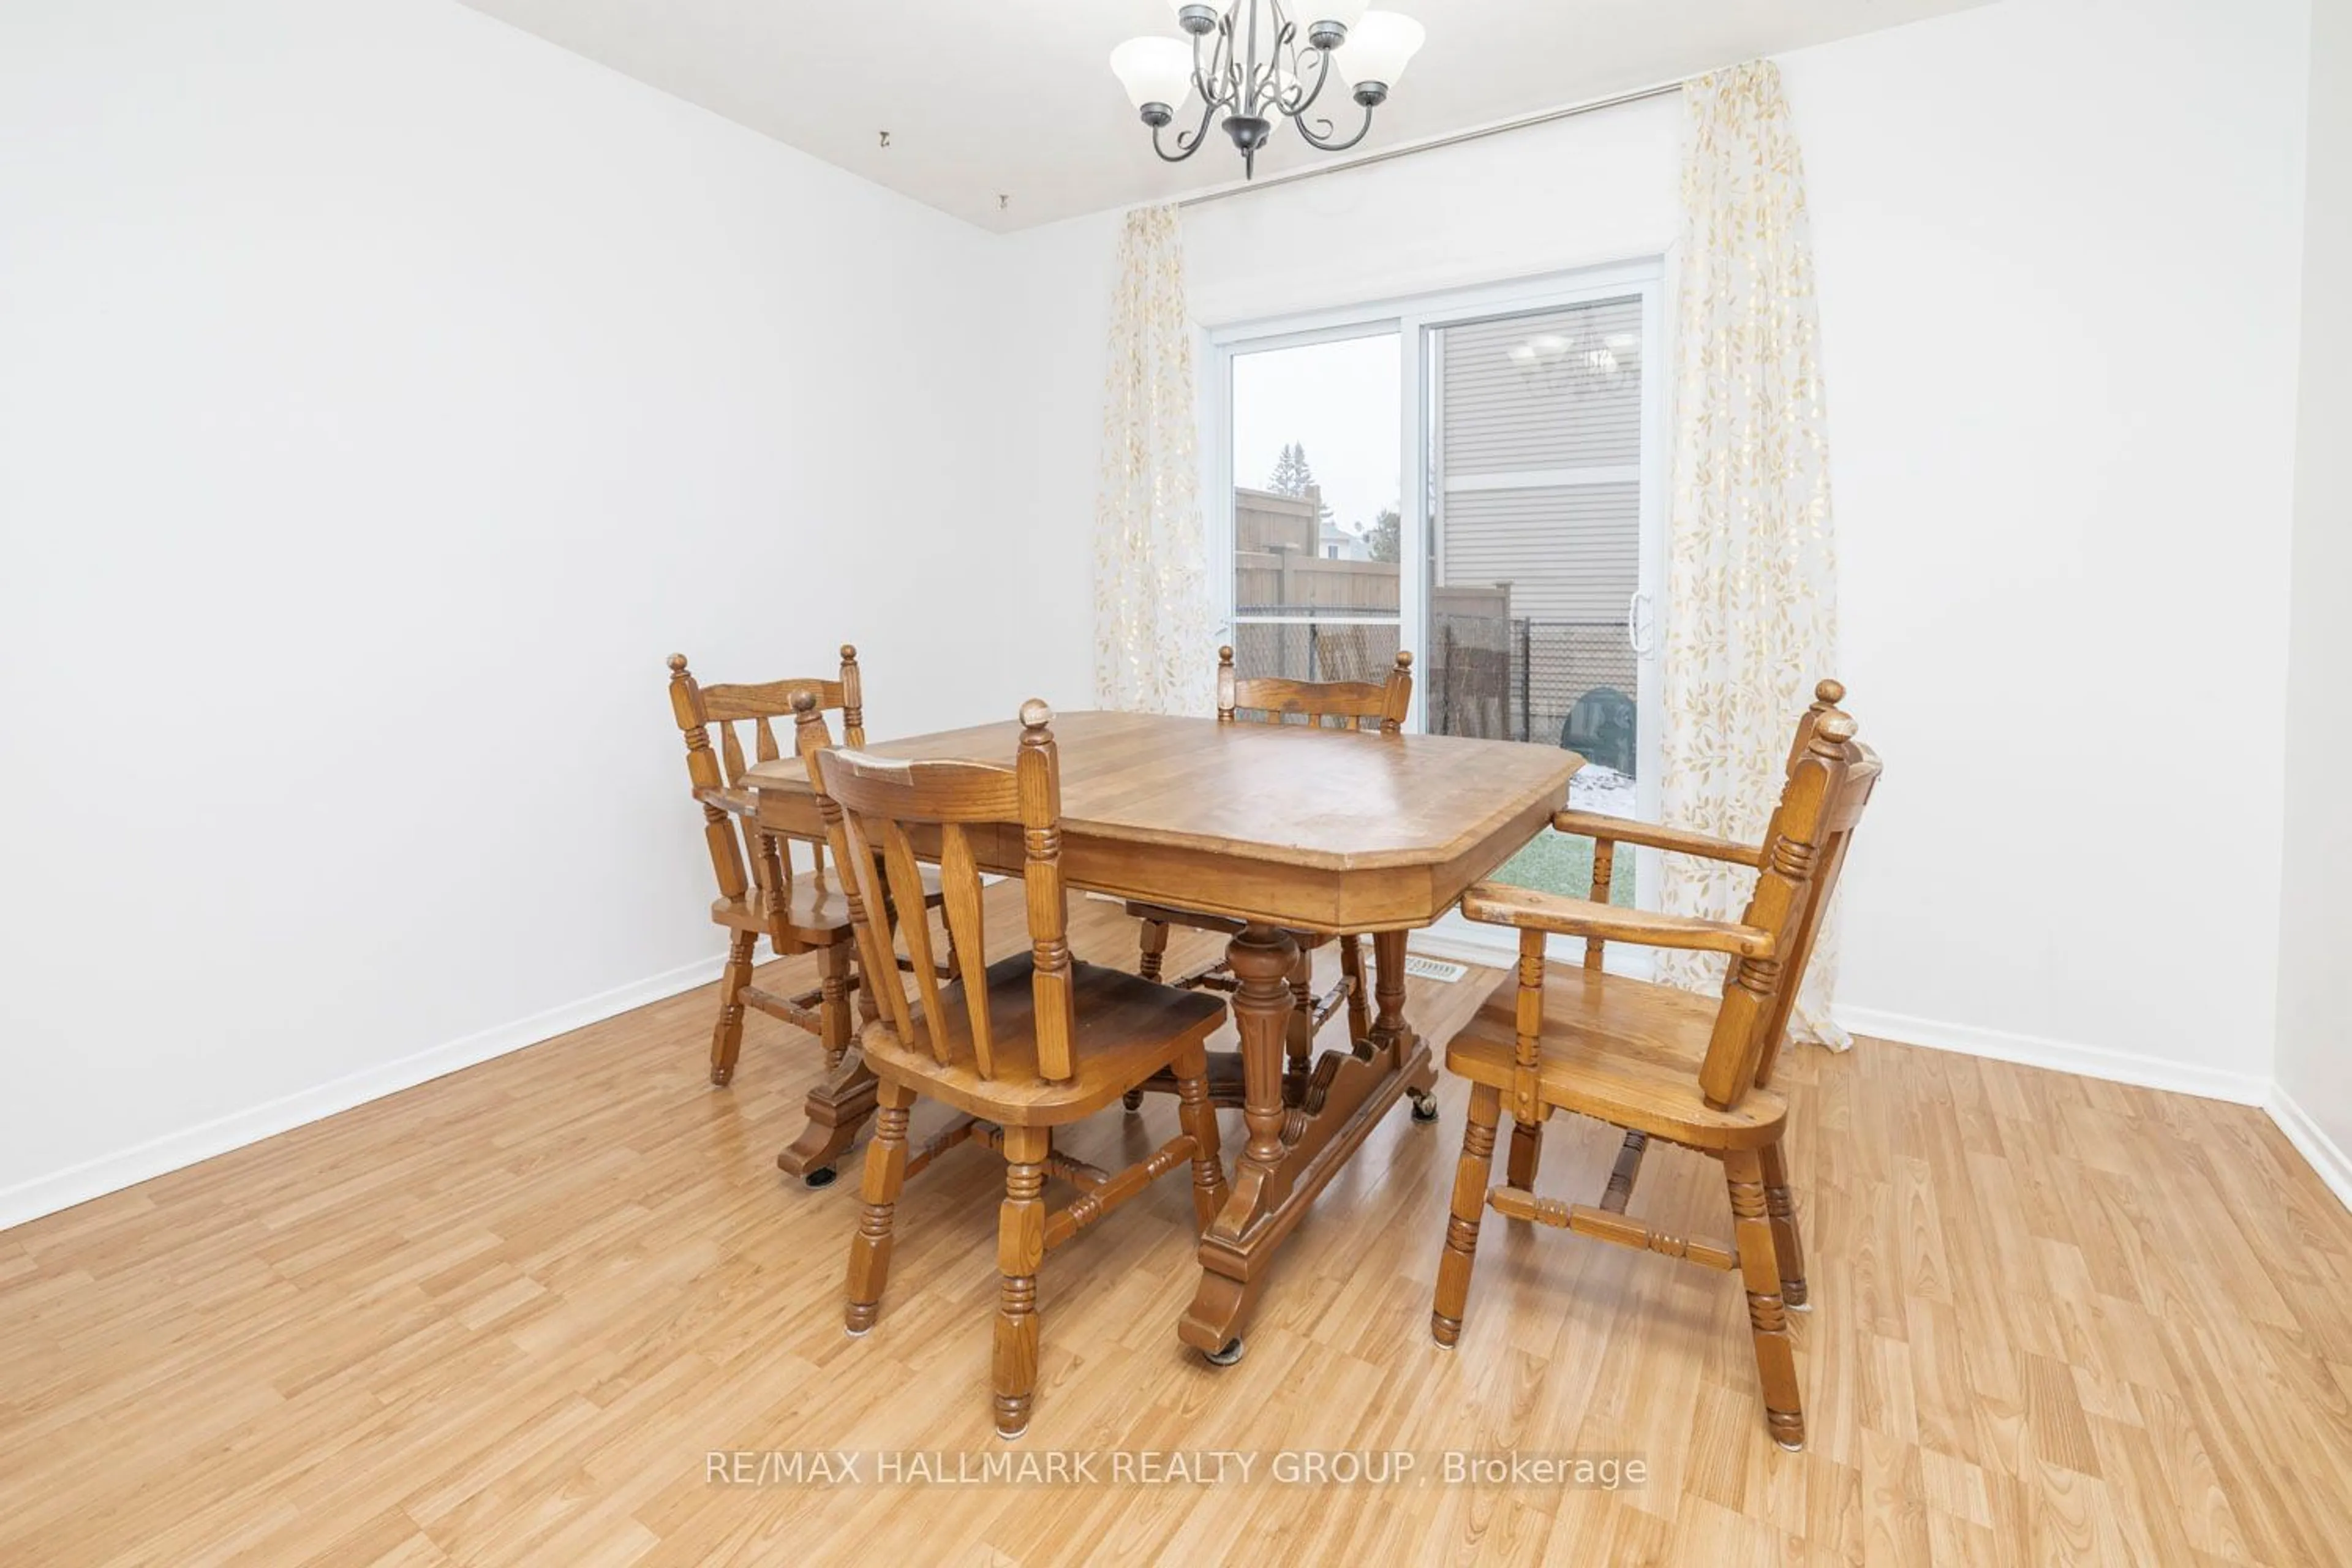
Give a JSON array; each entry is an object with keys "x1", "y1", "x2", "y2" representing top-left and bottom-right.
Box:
[
  {"x1": 1447, "y1": 965, "x2": 1787, "y2": 1150},
  {"x1": 861, "y1": 953, "x2": 1227, "y2": 1126},
  {"x1": 712, "y1": 864, "x2": 943, "y2": 946}
]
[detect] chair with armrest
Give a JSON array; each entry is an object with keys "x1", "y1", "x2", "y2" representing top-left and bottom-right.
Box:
[
  {"x1": 665, "y1": 648, "x2": 944, "y2": 1091},
  {"x1": 797, "y1": 694, "x2": 1229, "y2": 1439},
  {"x1": 1428, "y1": 680, "x2": 1878, "y2": 1452},
  {"x1": 1494, "y1": 679, "x2": 1850, "y2": 1188},
  {"x1": 1122, "y1": 642, "x2": 1416, "y2": 1111}
]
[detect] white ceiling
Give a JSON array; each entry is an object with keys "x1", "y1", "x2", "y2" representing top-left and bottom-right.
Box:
[{"x1": 459, "y1": 0, "x2": 1991, "y2": 232}]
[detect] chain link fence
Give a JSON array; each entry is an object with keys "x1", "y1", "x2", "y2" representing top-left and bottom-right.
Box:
[
  {"x1": 1227, "y1": 615, "x2": 1636, "y2": 774},
  {"x1": 1228, "y1": 621, "x2": 1403, "y2": 686},
  {"x1": 1427, "y1": 615, "x2": 1638, "y2": 774}
]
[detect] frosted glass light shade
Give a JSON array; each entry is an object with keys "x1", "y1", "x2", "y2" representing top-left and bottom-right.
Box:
[
  {"x1": 1334, "y1": 10, "x2": 1423, "y2": 86},
  {"x1": 1110, "y1": 37, "x2": 1197, "y2": 111}
]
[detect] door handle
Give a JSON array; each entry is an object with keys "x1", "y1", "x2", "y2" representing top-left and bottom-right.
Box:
[{"x1": 1627, "y1": 590, "x2": 1657, "y2": 657}]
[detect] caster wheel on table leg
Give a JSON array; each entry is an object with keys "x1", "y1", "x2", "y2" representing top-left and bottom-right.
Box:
[
  {"x1": 1203, "y1": 1337, "x2": 1246, "y2": 1368},
  {"x1": 802, "y1": 1166, "x2": 838, "y2": 1189},
  {"x1": 1409, "y1": 1090, "x2": 1440, "y2": 1125}
]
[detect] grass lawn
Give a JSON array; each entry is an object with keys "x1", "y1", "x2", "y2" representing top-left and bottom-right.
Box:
[{"x1": 1490, "y1": 829, "x2": 1638, "y2": 905}]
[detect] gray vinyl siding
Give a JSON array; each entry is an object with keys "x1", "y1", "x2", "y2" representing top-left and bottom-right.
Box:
[
  {"x1": 1436, "y1": 296, "x2": 1643, "y2": 622},
  {"x1": 1440, "y1": 483, "x2": 1638, "y2": 622}
]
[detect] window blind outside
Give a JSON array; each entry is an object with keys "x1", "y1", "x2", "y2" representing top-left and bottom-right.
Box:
[
  {"x1": 1434, "y1": 297, "x2": 1644, "y2": 625},
  {"x1": 1440, "y1": 483, "x2": 1638, "y2": 622}
]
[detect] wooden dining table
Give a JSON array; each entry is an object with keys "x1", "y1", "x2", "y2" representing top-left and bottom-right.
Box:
[{"x1": 742, "y1": 709, "x2": 1581, "y2": 1355}]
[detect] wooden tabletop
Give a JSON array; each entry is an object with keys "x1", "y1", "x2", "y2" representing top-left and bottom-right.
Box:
[{"x1": 744, "y1": 709, "x2": 1581, "y2": 933}]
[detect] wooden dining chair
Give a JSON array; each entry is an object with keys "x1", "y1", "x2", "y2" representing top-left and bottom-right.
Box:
[
  {"x1": 796, "y1": 694, "x2": 1230, "y2": 1440},
  {"x1": 1428, "y1": 681, "x2": 1879, "y2": 1452},
  {"x1": 1123, "y1": 643, "x2": 1414, "y2": 1110},
  {"x1": 665, "y1": 648, "x2": 943, "y2": 1091}
]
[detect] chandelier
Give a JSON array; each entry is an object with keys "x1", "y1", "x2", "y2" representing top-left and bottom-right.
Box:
[{"x1": 1110, "y1": 2, "x2": 1426, "y2": 178}]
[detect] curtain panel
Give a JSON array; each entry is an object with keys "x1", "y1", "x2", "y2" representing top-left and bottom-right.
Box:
[
  {"x1": 1656, "y1": 61, "x2": 1848, "y2": 1047},
  {"x1": 1093, "y1": 205, "x2": 1216, "y2": 715}
]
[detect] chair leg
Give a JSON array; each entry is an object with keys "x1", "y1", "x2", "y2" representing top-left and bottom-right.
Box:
[
  {"x1": 993, "y1": 1125, "x2": 1050, "y2": 1439},
  {"x1": 1726, "y1": 1148, "x2": 1806, "y2": 1450},
  {"x1": 1758, "y1": 1137, "x2": 1807, "y2": 1309},
  {"x1": 1285, "y1": 945, "x2": 1317, "y2": 1077},
  {"x1": 854, "y1": 951, "x2": 882, "y2": 1024},
  {"x1": 1340, "y1": 934, "x2": 1371, "y2": 1052},
  {"x1": 1172, "y1": 1040, "x2": 1229, "y2": 1231},
  {"x1": 1506, "y1": 1115, "x2": 1545, "y2": 1189},
  {"x1": 817, "y1": 941, "x2": 853, "y2": 1071},
  {"x1": 708, "y1": 929, "x2": 760, "y2": 1087},
  {"x1": 844, "y1": 1079, "x2": 916, "y2": 1336},
  {"x1": 1126, "y1": 921, "x2": 1172, "y2": 1113},
  {"x1": 1431, "y1": 1082, "x2": 1502, "y2": 1347}
]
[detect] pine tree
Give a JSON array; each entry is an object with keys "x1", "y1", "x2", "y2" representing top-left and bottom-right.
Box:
[
  {"x1": 1367, "y1": 507, "x2": 1401, "y2": 564},
  {"x1": 1267, "y1": 442, "x2": 1314, "y2": 497}
]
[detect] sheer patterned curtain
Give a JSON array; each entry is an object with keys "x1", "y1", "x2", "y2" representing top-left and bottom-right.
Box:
[
  {"x1": 1094, "y1": 205, "x2": 1216, "y2": 715},
  {"x1": 1655, "y1": 61, "x2": 1847, "y2": 1048}
]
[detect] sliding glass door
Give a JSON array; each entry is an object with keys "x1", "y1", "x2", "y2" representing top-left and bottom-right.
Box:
[
  {"x1": 1424, "y1": 291, "x2": 1656, "y2": 910},
  {"x1": 1211, "y1": 264, "x2": 1666, "y2": 956}
]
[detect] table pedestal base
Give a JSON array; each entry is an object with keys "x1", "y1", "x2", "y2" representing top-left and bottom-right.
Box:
[
  {"x1": 775, "y1": 1055, "x2": 877, "y2": 1180},
  {"x1": 1178, "y1": 927, "x2": 1436, "y2": 1354}
]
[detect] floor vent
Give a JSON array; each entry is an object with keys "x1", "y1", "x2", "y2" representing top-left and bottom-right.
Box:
[{"x1": 1402, "y1": 955, "x2": 1469, "y2": 983}]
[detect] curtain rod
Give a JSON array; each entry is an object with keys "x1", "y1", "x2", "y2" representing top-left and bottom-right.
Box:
[{"x1": 1172, "y1": 77, "x2": 1687, "y2": 212}]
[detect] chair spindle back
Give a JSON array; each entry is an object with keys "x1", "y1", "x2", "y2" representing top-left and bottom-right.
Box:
[
  {"x1": 668, "y1": 647, "x2": 864, "y2": 913},
  {"x1": 797, "y1": 695, "x2": 1077, "y2": 1085},
  {"x1": 1216, "y1": 644, "x2": 1414, "y2": 733}
]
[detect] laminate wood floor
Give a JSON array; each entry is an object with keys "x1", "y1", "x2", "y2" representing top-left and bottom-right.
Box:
[{"x1": 4, "y1": 885, "x2": 2350, "y2": 1566}]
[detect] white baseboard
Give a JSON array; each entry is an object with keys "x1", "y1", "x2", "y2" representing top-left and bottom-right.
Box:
[
  {"x1": 1412, "y1": 933, "x2": 2274, "y2": 1110},
  {"x1": 0, "y1": 952, "x2": 728, "y2": 1235},
  {"x1": 1832, "y1": 1005, "x2": 2271, "y2": 1107},
  {"x1": 2267, "y1": 1088, "x2": 2352, "y2": 1213},
  {"x1": 12, "y1": 933, "x2": 2331, "y2": 1235}
]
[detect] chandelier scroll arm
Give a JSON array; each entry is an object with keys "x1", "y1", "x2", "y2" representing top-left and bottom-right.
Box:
[
  {"x1": 1191, "y1": 17, "x2": 1239, "y2": 112},
  {"x1": 1279, "y1": 39, "x2": 1336, "y2": 121},
  {"x1": 1154, "y1": 97, "x2": 1220, "y2": 163},
  {"x1": 1295, "y1": 90, "x2": 1376, "y2": 153}
]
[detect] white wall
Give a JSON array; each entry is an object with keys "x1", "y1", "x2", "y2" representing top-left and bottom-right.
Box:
[
  {"x1": 2, "y1": 0, "x2": 2324, "y2": 1226},
  {"x1": 2274, "y1": 0, "x2": 2352, "y2": 1199},
  {"x1": 1006, "y1": 0, "x2": 2314, "y2": 1098},
  {"x1": 0, "y1": 0, "x2": 1066, "y2": 1223},
  {"x1": 996, "y1": 211, "x2": 1121, "y2": 703},
  {"x1": 1788, "y1": 0, "x2": 2307, "y2": 1096}
]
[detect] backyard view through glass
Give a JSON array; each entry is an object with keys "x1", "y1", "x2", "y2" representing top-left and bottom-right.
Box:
[
  {"x1": 1229, "y1": 333, "x2": 1403, "y2": 690},
  {"x1": 1227, "y1": 302, "x2": 1645, "y2": 903},
  {"x1": 1429, "y1": 298, "x2": 1646, "y2": 902}
]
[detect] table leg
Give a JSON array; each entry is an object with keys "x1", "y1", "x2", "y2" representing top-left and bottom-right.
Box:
[
  {"x1": 1229, "y1": 924, "x2": 1298, "y2": 1201},
  {"x1": 1177, "y1": 924, "x2": 1292, "y2": 1354},
  {"x1": 1180, "y1": 921, "x2": 1435, "y2": 1356},
  {"x1": 776, "y1": 1054, "x2": 877, "y2": 1185}
]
